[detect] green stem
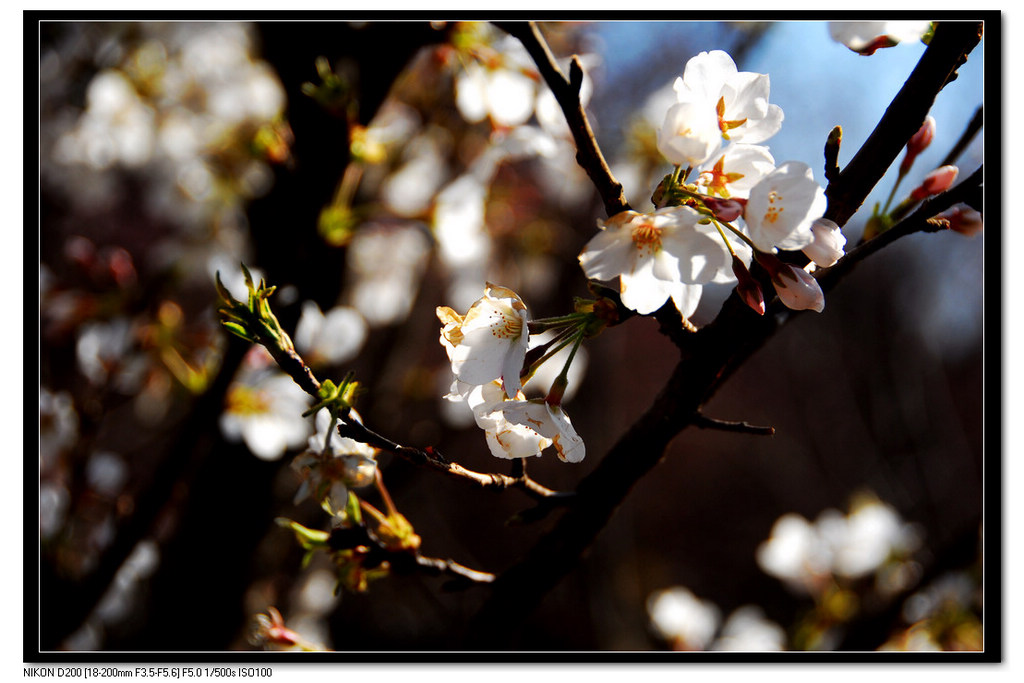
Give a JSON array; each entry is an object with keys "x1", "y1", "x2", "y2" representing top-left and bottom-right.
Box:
[
  {"x1": 881, "y1": 168, "x2": 907, "y2": 215},
  {"x1": 521, "y1": 326, "x2": 584, "y2": 386},
  {"x1": 710, "y1": 219, "x2": 739, "y2": 258},
  {"x1": 546, "y1": 331, "x2": 585, "y2": 406},
  {"x1": 527, "y1": 312, "x2": 589, "y2": 333},
  {"x1": 719, "y1": 220, "x2": 759, "y2": 251}
]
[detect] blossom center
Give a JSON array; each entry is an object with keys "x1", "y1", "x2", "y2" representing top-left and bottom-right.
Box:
[
  {"x1": 631, "y1": 222, "x2": 663, "y2": 253},
  {"x1": 489, "y1": 310, "x2": 523, "y2": 340},
  {"x1": 225, "y1": 385, "x2": 271, "y2": 416},
  {"x1": 700, "y1": 156, "x2": 745, "y2": 198},
  {"x1": 762, "y1": 190, "x2": 785, "y2": 225},
  {"x1": 716, "y1": 96, "x2": 748, "y2": 139}
]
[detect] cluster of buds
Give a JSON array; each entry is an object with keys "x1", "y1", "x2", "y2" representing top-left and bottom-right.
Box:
[{"x1": 865, "y1": 115, "x2": 980, "y2": 241}]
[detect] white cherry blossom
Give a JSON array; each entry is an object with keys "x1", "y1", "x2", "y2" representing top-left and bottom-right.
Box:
[
  {"x1": 578, "y1": 207, "x2": 739, "y2": 316},
  {"x1": 743, "y1": 161, "x2": 827, "y2": 252},
  {"x1": 292, "y1": 408, "x2": 378, "y2": 517},
  {"x1": 220, "y1": 371, "x2": 312, "y2": 461},
  {"x1": 803, "y1": 218, "x2": 847, "y2": 268},
  {"x1": 656, "y1": 99, "x2": 722, "y2": 168},
  {"x1": 445, "y1": 380, "x2": 554, "y2": 460},
  {"x1": 647, "y1": 586, "x2": 721, "y2": 651},
  {"x1": 711, "y1": 606, "x2": 787, "y2": 651},
  {"x1": 673, "y1": 50, "x2": 784, "y2": 146},
  {"x1": 454, "y1": 36, "x2": 537, "y2": 128},
  {"x1": 436, "y1": 284, "x2": 530, "y2": 396},
  {"x1": 294, "y1": 301, "x2": 368, "y2": 366},
  {"x1": 491, "y1": 399, "x2": 585, "y2": 463},
  {"x1": 695, "y1": 144, "x2": 776, "y2": 199},
  {"x1": 829, "y1": 21, "x2": 931, "y2": 55}
]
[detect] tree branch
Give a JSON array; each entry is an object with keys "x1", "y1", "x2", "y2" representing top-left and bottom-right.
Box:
[
  {"x1": 465, "y1": 22, "x2": 985, "y2": 648},
  {"x1": 336, "y1": 418, "x2": 573, "y2": 502},
  {"x1": 825, "y1": 21, "x2": 983, "y2": 227},
  {"x1": 692, "y1": 412, "x2": 776, "y2": 436},
  {"x1": 494, "y1": 21, "x2": 631, "y2": 218},
  {"x1": 328, "y1": 525, "x2": 496, "y2": 589},
  {"x1": 940, "y1": 105, "x2": 983, "y2": 168}
]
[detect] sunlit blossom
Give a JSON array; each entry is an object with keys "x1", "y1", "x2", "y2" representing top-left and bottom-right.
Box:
[
  {"x1": 220, "y1": 369, "x2": 312, "y2": 461},
  {"x1": 493, "y1": 399, "x2": 585, "y2": 463},
  {"x1": 294, "y1": 301, "x2": 368, "y2": 367},
  {"x1": 437, "y1": 284, "x2": 531, "y2": 397},
  {"x1": 831, "y1": 498, "x2": 922, "y2": 579},
  {"x1": 656, "y1": 99, "x2": 722, "y2": 168},
  {"x1": 829, "y1": 21, "x2": 931, "y2": 55},
  {"x1": 803, "y1": 218, "x2": 847, "y2": 268},
  {"x1": 695, "y1": 144, "x2": 776, "y2": 199},
  {"x1": 445, "y1": 380, "x2": 554, "y2": 459},
  {"x1": 756, "y1": 512, "x2": 833, "y2": 595},
  {"x1": 744, "y1": 161, "x2": 828, "y2": 252},
  {"x1": 647, "y1": 586, "x2": 721, "y2": 651},
  {"x1": 711, "y1": 606, "x2": 787, "y2": 651},
  {"x1": 578, "y1": 207, "x2": 741, "y2": 316},
  {"x1": 454, "y1": 38, "x2": 537, "y2": 128},
  {"x1": 673, "y1": 50, "x2": 784, "y2": 146},
  {"x1": 291, "y1": 408, "x2": 377, "y2": 517}
]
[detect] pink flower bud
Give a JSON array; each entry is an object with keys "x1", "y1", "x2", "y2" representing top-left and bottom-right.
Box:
[
  {"x1": 908, "y1": 116, "x2": 936, "y2": 155},
  {"x1": 731, "y1": 254, "x2": 765, "y2": 315},
  {"x1": 911, "y1": 165, "x2": 958, "y2": 200},
  {"x1": 935, "y1": 203, "x2": 983, "y2": 237},
  {"x1": 900, "y1": 116, "x2": 936, "y2": 174},
  {"x1": 755, "y1": 252, "x2": 824, "y2": 313},
  {"x1": 703, "y1": 196, "x2": 746, "y2": 223}
]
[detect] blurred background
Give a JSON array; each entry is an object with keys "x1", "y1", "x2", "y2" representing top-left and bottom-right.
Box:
[{"x1": 35, "y1": 19, "x2": 985, "y2": 652}]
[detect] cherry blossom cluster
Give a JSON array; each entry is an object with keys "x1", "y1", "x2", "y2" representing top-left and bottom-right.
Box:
[
  {"x1": 580, "y1": 50, "x2": 847, "y2": 321},
  {"x1": 436, "y1": 284, "x2": 588, "y2": 463}
]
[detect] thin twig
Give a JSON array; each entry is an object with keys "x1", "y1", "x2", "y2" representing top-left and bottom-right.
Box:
[
  {"x1": 817, "y1": 165, "x2": 982, "y2": 290},
  {"x1": 940, "y1": 105, "x2": 983, "y2": 168},
  {"x1": 328, "y1": 525, "x2": 495, "y2": 587},
  {"x1": 414, "y1": 555, "x2": 496, "y2": 585},
  {"x1": 824, "y1": 21, "x2": 983, "y2": 227},
  {"x1": 495, "y1": 21, "x2": 630, "y2": 218},
  {"x1": 466, "y1": 22, "x2": 985, "y2": 648},
  {"x1": 692, "y1": 412, "x2": 776, "y2": 436},
  {"x1": 335, "y1": 418, "x2": 573, "y2": 502}
]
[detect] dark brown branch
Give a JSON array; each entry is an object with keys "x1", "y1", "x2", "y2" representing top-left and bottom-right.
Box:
[
  {"x1": 817, "y1": 165, "x2": 983, "y2": 291},
  {"x1": 940, "y1": 105, "x2": 983, "y2": 168},
  {"x1": 466, "y1": 26, "x2": 984, "y2": 644},
  {"x1": 692, "y1": 412, "x2": 776, "y2": 436},
  {"x1": 495, "y1": 21, "x2": 631, "y2": 217},
  {"x1": 825, "y1": 21, "x2": 983, "y2": 227}
]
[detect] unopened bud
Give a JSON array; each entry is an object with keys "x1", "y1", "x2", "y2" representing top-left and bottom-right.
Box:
[
  {"x1": 911, "y1": 165, "x2": 958, "y2": 200},
  {"x1": 935, "y1": 203, "x2": 983, "y2": 237},
  {"x1": 755, "y1": 252, "x2": 824, "y2": 313},
  {"x1": 703, "y1": 196, "x2": 746, "y2": 223},
  {"x1": 731, "y1": 254, "x2": 765, "y2": 315},
  {"x1": 802, "y1": 218, "x2": 847, "y2": 268},
  {"x1": 900, "y1": 116, "x2": 936, "y2": 174}
]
